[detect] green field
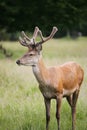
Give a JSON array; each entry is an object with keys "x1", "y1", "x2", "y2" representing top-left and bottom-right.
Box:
[{"x1": 0, "y1": 37, "x2": 87, "y2": 130}]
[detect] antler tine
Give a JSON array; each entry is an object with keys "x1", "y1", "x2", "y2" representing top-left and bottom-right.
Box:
[
  {"x1": 19, "y1": 36, "x2": 28, "y2": 47},
  {"x1": 19, "y1": 31, "x2": 32, "y2": 47},
  {"x1": 39, "y1": 26, "x2": 58, "y2": 44},
  {"x1": 21, "y1": 31, "x2": 31, "y2": 41},
  {"x1": 32, "y1": 26, "x2": 39, "y2": 40},
  {"x1": 19, "y1": 37, "x2": 26, "y2": 46}
]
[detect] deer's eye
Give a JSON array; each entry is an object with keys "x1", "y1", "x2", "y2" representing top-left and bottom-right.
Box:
[{"x1": 29, "y1": 53, "x2": 33, "y2": 56}]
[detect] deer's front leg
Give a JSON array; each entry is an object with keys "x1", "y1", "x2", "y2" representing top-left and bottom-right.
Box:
[
  {"x1": 44, "y1": 98, "x2": 51, "y2": 130},
  {"x1": 56, "y1": 95, "x2": 62, "y2": 130}
]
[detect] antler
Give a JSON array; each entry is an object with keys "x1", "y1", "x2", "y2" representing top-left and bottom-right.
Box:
[
  {"x1": 19, "y1": 31, "x2": 31, "y2": 47},
  {"x1": 19, "y1": 26, "x2": 58, "y2": 48},
  {"x1": 38, "y1": 26, "x2": 58, "y2": 44},
  {"x1": 32, "y1": 26, "x2": 39, "y2": 40},
  {"x1": 19, "y1": 26, "x2": 40, "y2": 47}
]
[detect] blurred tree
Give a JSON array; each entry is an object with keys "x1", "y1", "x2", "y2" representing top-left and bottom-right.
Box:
[{"x1": 0, "y1": 0, "x2": 87, "y2": 38}]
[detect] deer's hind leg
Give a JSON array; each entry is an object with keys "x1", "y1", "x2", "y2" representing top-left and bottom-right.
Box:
[{"x1": 66, "y1": 87, "x2": 80, "y2": 130}]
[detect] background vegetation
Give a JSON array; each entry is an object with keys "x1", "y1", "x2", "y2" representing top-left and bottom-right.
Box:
[
  {"x1": 0, "y1": 0, "x2": 87, "y2": 40},
  {"x1": 0, "y1": 37, "x2": 87, "y2": 130}
]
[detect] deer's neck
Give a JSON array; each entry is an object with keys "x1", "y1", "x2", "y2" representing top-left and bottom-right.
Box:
[{"x1": 32, "y1": 57, "x2": 49, "y2": 86}]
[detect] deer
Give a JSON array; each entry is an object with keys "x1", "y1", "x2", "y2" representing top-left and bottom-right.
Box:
[{"x1": 16, "y1": 26, "x2": 84, "y2": 130}]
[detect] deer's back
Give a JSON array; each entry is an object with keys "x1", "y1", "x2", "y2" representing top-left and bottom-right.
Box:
[{"x1": 60, "y1": 62, "x2": 84, "y2": 87}]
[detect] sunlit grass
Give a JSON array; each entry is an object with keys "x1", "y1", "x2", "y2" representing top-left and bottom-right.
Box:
[{"x1": 0, "y1": 37, "x2": 87, "y2": 130}]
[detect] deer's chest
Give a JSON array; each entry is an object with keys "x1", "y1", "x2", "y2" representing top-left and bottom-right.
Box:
[{"x1": 39, "y1": 85, "x2": 57, "y2": 99}]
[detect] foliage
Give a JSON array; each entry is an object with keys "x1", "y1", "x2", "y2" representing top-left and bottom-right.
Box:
[
  {"x1": 0, "y1": 38, "x2": 87, "y2": 130},
  {"x1": 0, "y1": 0, "x2": 87, "y2": 38}
]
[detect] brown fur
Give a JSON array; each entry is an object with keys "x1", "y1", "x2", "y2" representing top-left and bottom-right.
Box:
[{"x1": 33, "y1": 58, "x2": 84, "y2": 99}]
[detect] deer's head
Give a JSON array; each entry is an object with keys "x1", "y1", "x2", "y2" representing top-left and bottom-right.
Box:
[{"x1": 16, "y1": 26, "x2": 58, "y2": 66}]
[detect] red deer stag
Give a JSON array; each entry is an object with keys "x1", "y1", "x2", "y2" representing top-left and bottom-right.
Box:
[{"x1": 16, "y1": 27, "x2": 84, "y2": 130}]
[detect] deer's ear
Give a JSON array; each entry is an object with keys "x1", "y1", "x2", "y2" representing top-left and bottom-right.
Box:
[{"x1": 36, "y1": 44, "x2": 42, "y2": 52}]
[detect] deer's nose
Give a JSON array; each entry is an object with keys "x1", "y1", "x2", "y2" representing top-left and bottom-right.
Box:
[{"x1": 16, "y1": 60, "x2": 20, "y2": 65}]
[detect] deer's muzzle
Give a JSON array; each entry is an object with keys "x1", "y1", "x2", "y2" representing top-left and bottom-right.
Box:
[{"x1": 16, "y1": 60, "x2": 20, "y2": 65}]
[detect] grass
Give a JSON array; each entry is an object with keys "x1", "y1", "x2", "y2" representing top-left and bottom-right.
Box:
[{"x1": 0, "y1": 37, "x2": 87, "y2": 130}]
